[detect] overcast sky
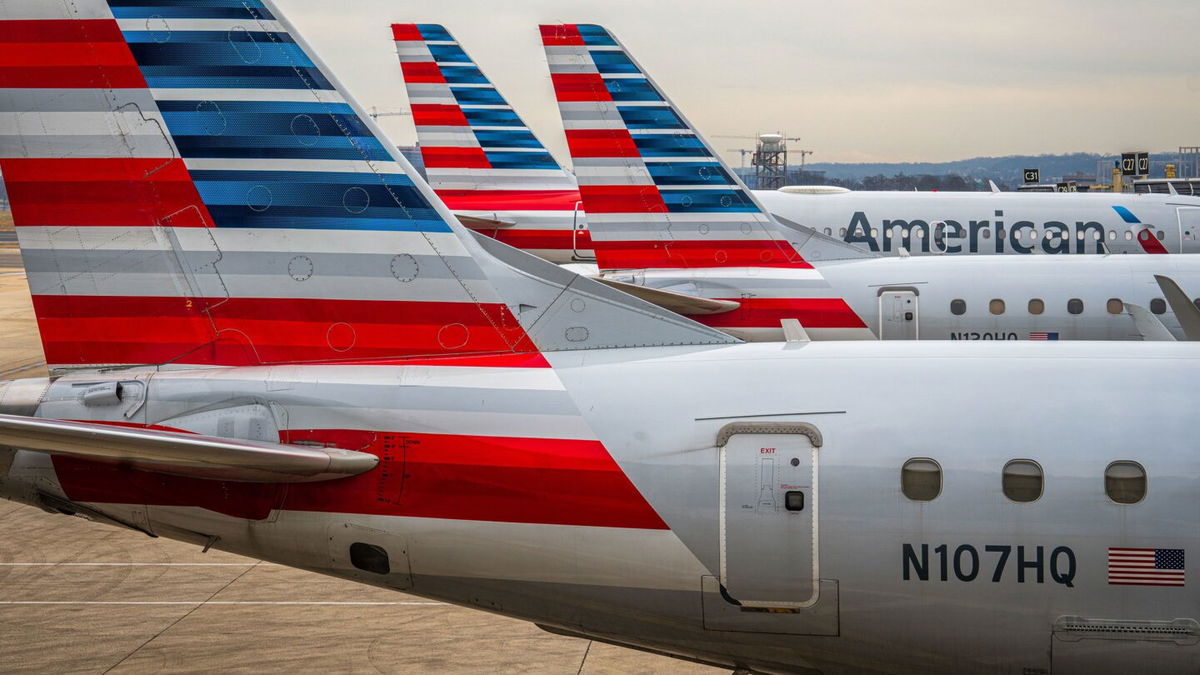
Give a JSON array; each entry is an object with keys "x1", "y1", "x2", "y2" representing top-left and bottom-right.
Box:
[{"x1": 279, "y1": 0, "x2": 1199, "y2": 166}]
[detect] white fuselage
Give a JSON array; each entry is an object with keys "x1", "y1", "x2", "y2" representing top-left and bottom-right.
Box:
[
  {"x1": 605, "y1": 254, "x2": 1200, "y2": 341},
  {"x1": 754, "y1": 189, "x2": 1200, "y2": 256}
]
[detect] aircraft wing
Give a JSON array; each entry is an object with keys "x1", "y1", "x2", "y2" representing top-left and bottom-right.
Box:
[
  {"x1": 0, "y1": 415, "x2": 378, "y2": 483},
  {"x1": 591, "y1": 278, "x2": 740, "y2": 315}
]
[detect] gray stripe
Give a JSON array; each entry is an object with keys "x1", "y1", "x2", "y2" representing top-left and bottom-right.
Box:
[{"x1": 0, "y1": 89, "x2": 159, "y2": 113}]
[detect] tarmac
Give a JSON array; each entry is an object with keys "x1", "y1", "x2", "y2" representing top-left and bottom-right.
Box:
[{"x1": 0, "y1": 246, "x2": 718, "y2": 674}]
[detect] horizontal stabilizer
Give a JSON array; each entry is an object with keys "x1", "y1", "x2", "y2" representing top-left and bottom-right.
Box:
[
  {"x1": 0, "y1": 415, "x2": 378, "y2": 483},
  {"x1": 591, "y1": 278, "x2": 740, "y2": 315},
  {"x1": 1154, "y1": 275, "x2": 1200, "y2": 341},
  {"x1": 457, "y1": 214, "x2": 517, "y2": 230}
]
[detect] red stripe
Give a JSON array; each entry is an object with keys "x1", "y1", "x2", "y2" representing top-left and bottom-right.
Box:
[
  {"x1": 1137, "y1": 228, "x2": 1168, "y2": 254},
  {"x1": 437, "y1": 189, "x2": 582, "y2": 212},
  {"x1": 577, "y1": 185, "x2": 666, "y2": 214},
  {"x1": 0, "y1": 158, "x2": 206, "y2": 227},
  {"x1": 697, "y1": 297, "x2": 866, "y2": 330},
  {"x1": 540, "y1": 24, "x2": 585, "y2": 46},
  {"x1": 400, "y1": 60, "x2": 445, "y2": 84},
  {"x1": 53, "y1": 430, "x2": 667, "y2": 529},
  {"x1": 420, "y1": 146, "x2": 491, "y2": 169},
  {"x1": 0, "y1": 19, "x2": 146, "y2": 88},
  {"x1": 493, "y1": 228, "x2": 592, "y2": 252},
  {"x1": 593, "y1": 238, "x2": 810, "y2": 270},
  {"x1": 565, "y1": 129, "x2": 640, "y2": 158},
  {"x1": 390, "y1": 23, "x2": 423, "y2": 42},
  {"x1": 410, "y1": 103, "x2": 468, "y2": 127},
  {"x1": 551, "y1": 73, "x2": 611, "y2": 102},
  {"x1": 33, "y1": 296, "x2": 536, "y2": 366},
  {"x1": 0, "y1": 19, "x2": 125, "y2": 42}
]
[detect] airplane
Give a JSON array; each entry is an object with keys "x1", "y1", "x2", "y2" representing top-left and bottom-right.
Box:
[
  {"x1": 539, "y1": 22, "x2": 1200, "y2": 342},
  {"x1": 756, "y1": 187, "x2": 1200, "y2": 256},
  {"x1": 392, "y1": 23, "x2": 591, "y2": 263},
  {"x1": 0, "y1": 6, "x2": 1197, "y2": 674},
  {"x1": 392, "y1": 24, "x2": 1200, "y2": 260}
]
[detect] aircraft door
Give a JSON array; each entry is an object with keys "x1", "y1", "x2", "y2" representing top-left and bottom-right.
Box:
[
  {"x1": 1180, "y1": 208, "x2": 1200, "y2": 253},
  {"x1": 878, "y1": 290, "x2": 919, "y2": 340},
  {"x1": 720, "y1": 425, "x2": 818, "y2": 607}
]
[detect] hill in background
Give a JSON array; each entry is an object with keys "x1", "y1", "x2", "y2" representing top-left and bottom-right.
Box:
[{"x1": 802, "y1": 151, "x2": 1182, "y2": 189}]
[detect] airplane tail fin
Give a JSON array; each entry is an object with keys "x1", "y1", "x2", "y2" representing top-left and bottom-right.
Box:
[
  {"x1": 0, "y1": 3, "x2": 733, "y2": 373},
  {"x1": 392, "y1": 24, "x2": 590, "y2": 262},
  {"x1": 540, "y1": 24, "x2": 809, "y2": 272}
]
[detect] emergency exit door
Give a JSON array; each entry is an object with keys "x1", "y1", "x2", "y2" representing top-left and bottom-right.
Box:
[
  {"x1": 720, "y1": 425, "x2": 819, "y2": 607},
  {"x1": 879, "y1": 290, "x2": 919, "y2": 339}
]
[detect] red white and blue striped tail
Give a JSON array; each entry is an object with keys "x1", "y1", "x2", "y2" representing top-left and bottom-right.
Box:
[
  {"x1": 540, "y1": 24, "x2": 811, "y2": 273},
  {"x1": 392, "y1": 23, "x2": 591, "y2": 263},
  {"x1": 0, "y1": 3, "x2": 734, "y2": 372}
]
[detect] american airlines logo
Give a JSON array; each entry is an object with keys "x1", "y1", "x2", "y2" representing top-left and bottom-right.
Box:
[{"x1": 844, "y1": 211, "x2": 1110, "y2": 255}]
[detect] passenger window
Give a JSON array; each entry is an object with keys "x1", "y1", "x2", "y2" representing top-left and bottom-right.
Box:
[
  {"x1": 1002, "y1": 460, "x2": 1043, "y2": 503},
  {"x1": 989, "y1": 299, "x2": 1005, "y2": 315},
  {"x1": 823, "y1": 228, "x2": 831, "y2": 236},
  {"x1": 1067, "y1": 298, "x2": 1084, "y2": 315},
  {"x1": 839, "y1": 227, "x2": 846, "y2": 237},
  {"x1": 1028, "y1": 299, "x2": 1045, "y2": 315},
  {"x1": 981, "y1": 229, "x2": 991, "y2": 239},
  {"x1": 1156, "y1": 230, "x2": 1165, "y2": 241},
  {"x1": 1124, "y1": 231, "x2": 1133, "y2": 241},
  {"x1": 901, "y1": 458, "x2": 941, "y2": 501},
  {"x1": 1106, "y1": 298, "x2": 1123, "y2": 315},
  {"x1": 1104, "y1": 461, "x2": 1146, "y2": 505},
  {"x1": 950, "y1": 299, "x2": 966, "y2": 316},
  {"x1": 1150, "y1": 298, "x2": 1166, "y2": 315},
  {"x1": 1108, "y1": 231, "x2": 1116, "y2": 241},
  {"x1": 349, "y1": 542, "x2": 390, "y2": 575},
  {"x1": 1193, "y1": 298, "x2": 1200, "y2": 311}
]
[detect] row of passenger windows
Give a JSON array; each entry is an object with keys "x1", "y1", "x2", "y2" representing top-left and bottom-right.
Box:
[
  {"x1": 821, "y1": 227, "x2": 1166, "y2": 242},
  {"x1": 948, "y1": 297, "x2": 1200, "y2": 316},
  {"x1": 900, "y1": 458, "x2": 1147, "y2": 504}
]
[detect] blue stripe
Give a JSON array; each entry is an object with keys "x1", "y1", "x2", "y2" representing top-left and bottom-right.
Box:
[
  {"x1": 646, "y1": 162, "x2": 735, "y2": 186},
  {"x1": 661, "y1": 189, "x2": 760, "y2": 213},
  {"x1": 190, "y1": 171, "x2": 451, "y2": 232},
  {"x1": 439, "y1": 66, "x2": 490, "y2": 85},
  {"x1": 171, "y1": 137, "x2": 392, "y2": 161},
  {"x1": 604, "y1": 78, "x2": 663, "y2": 102},
  {"x1": 139, "y1": 67, "x2": 334, "y2": 89},
  {"x1": 473, "y1": 129, "x2": 545, "y2": 150},
  {"x1": 126, "y1": 42, "x2": 315, "y2": 68},
  {"x1": 1112, "y1": 205, "x2": 1140, "y2": 223},
  {"x1": 108, "y1": 0, "x2": 274, "y2": 20},
  {"x1": 156, "y1": 100, "x2": 353, "y2": 114},
  {"x1": 123, "y1": 30, "x2": 294, "y2": 44},
  {"x1": 590, "y1": 50, "x2": 639, "y2": 74},
  {"x1": 483, "y1": 151, "x2": 559, "y2": 170},
  {"x1": 428, "y1": 44, "x2": 471, "y2": 63},
  {"x1": 633, "y1": 134, "x2": 712, "y2": 158},
  {"x1": 416, "y1": 24, "x2": 453, "y2": 41},
  {"x1": 462, "y1": 108, "x2": 524, "y2": 127},
  {"x1": 452, "y1": 87, "x2": 506, "y2": 106},
  {"x1": 577, "y1": 25, "x2": 618, "y2": 46},
  {"x1": 618, "y1": 106, "x2": 686, "y2": 130}
]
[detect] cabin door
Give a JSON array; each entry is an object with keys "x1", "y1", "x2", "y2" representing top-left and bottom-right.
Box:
[
  {"x1": 878, "y1": 289, "x2": 919, "y2": 340},
  {"x1": 1180, "y1": 208, "x2": 1200, "y2": 253},
  {"x1": 719, "y1": 426, "x2": 818, "y2": 607}
]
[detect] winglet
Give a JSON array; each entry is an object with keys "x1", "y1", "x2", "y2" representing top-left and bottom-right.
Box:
[
  {"x1": 1123, "y1": 303, "x2": 1177, "y2": 342},
  {"x1": 988, "y1": 180, "x2": 1001, "y2": 193},
  {"x1": 1154, "y1": 275, "x2": 1200, "y2": 340}
]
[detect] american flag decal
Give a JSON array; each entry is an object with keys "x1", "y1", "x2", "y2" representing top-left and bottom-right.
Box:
[
  {"x1": 1108, "y1": 548, "x2": 1185, "y2": 586},
  {"x1": 1029, "y1": 332, "x2": 1059, "y2": 341}
]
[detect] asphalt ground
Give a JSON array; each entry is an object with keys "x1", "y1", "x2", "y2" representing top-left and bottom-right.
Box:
[{"x1": 0, "y1": 263, "x2": 717, "y2": 674}]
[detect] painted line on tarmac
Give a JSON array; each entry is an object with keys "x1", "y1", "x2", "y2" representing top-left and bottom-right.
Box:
[{"x1": 0, "y1": 601, "x2": 446, "y2": 606}]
